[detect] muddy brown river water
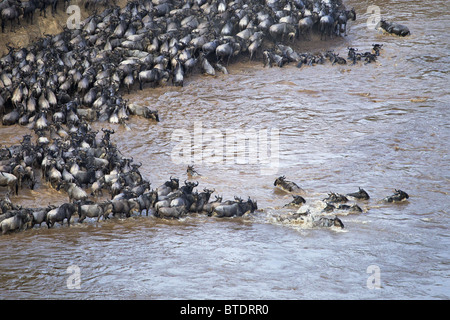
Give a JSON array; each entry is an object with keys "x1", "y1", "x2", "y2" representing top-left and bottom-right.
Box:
[{"x1": 0, "y1": 0, "x2": 449, "y2": 299}]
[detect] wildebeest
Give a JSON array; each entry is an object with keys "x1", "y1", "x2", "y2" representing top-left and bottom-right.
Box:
[
  {"x1": 274, "y1": 176, "x2": 303, "y2": 193},
  {"x1": 127, "y1": 104, "x2": 159, "y2": 121},
  {"x1": 30, "y1": 205, "x2": 54, "y2": 227},
  {"x1": 0, "y1": 172, "x2": 18, "y2": 195},
  {"x1": 186, "y1": 165, "x2": 201, "y2": 178},
  {"x1": 46, "y1": 203, "x2": 77, "y2": 228},
  {"x1": 172, "y1": 59, "x2": 184, "y2": 87},
  {"x1": 190, "y1": 188, "x2": 214, "y2": 213},
  {"x1": 347, "y1": 187, "x2": 370, "y2": 200},
  {"x1": 269, "y1": 23, "x2": 297, "y2": 42},
  {"x1": 378, "y1": 19, "x2": 410, "y2": 37},
  {"x1": 202, "y1": 195, "x2": 223, "y2": 216},
  {"x1": 213, "y1": 197, "x2": 257, "y2": 218},
  {"x1": 319, "y1": 14, "x2": 336, "y2": 40},
  {"x1": 78, "y1": 201, "x2": 113, "y2": 222},
  {"x1": 38, "y1": 0, "x2": 58, "y2": 18},
  {"x1": 0, "y1": 210, "x2": 33, "y2": 234},
  {"x1": 337, "y1": 8, "x2": 356, "y2": 36},
  {"x1": 313, "y1": 215, "x2": 344, "y2": 229},
  {"x1": 156, "y1": 205, "x2": 187, "y2": 219},
  {"x1": 323, "y1": 192, "x2": 348, "y2": 203},
  {"x1": 157, "y1": 177, "x2": 179, "y2": 198},
  {"x1": 284, "y1": 195, "x2": 306, "y2": 208},
  {"x1": 383, "y1": 189, "x2": 409, "y2": 202},
  {"x1": 57, "y1": 181, "x2": 88, "y2": 202},
  {"x1": 336, "y1": 204, "x2": 363, "y2": 213},
  {"x1": 110, "y1": 198, "x2": 138, "y2": 218},
  {"x1": 133, "y1": 190, "x2": 158, "y2": 216}
]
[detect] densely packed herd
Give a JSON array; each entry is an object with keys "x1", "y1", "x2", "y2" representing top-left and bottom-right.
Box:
[{"x1": 0, "y1": 0, "x2": 409, "y2": 235}]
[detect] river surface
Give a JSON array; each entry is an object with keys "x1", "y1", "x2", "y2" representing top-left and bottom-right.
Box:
[{"x1": 0, "y1": 0, "x2": 449, "y2": 299}]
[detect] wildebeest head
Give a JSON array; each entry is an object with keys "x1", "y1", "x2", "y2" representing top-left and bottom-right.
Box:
[
  {"x1": 166, "y1": 176, "x2": 179, "y2": 190},
  {"x1": 333, "y1": 216, "x2": 345, "y2": 228},
  {"x1": 248, "y1": 197, "x2": 258, "y2": 211},
  {"x1": 274, "y1": 175, "x2": 286, "y2": 186},
  {"x1": 292, "y1": 195, "x2": 306, "y2": 204},
  {"x1": 378, "y1": 19, "x2": 389, "y2": 30},
  {"x1": 181, "y1": 180, "x2": 198, "y2": 194},
  {"x1": 394, "y1": 189, "x2": 409, "y2": 199}
]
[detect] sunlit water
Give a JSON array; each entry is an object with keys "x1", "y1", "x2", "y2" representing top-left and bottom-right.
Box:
[{"x1": 0, "y1": 0, "x2": 449, "y2": 299}]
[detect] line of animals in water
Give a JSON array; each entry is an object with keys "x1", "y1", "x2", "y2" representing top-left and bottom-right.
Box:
[
  {"x1": 272, "y1": 175, "x2": 409, "y2": 228},
  {"x1": 262, "y1": 43, "x2": 383, "y2": 68},
  {"x1": 1, "y1": 160, "x2": 409, "y2": 235}
]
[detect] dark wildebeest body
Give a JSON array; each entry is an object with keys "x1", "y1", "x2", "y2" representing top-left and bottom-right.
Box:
[
  {"x1": 78, "y1": 202, "x2": 113, "y2": 222},
  {"x1": 274, "y1": 176, "x2": 303, "y2": 193},
  {"x1": 284, "y1": 195, "x2": 306, "y2": 208},
  {"x1": 313, "y1": 216, "x2": 344, "y2": 229},
  {"x1": 347, "y1": 187, "x2": 370, "y2": 200},
  {"x1": 319, "y1": 14, "x2": 336, "y2": 40},
  {"x1": 213, "y1": 198, "x2": 257, "y2": 218},
  {"x1": 323, "y1": 192, "x2": 348, "y2": 203},
  {"x1": 46, "y1": 203, "x2": 77, "y2": 228},
  {"x1": 337, "y1": 8, "x2": 356, "y2": 36},
  {"x1": 379, "y1": 20, "x2": 410, "y2": 36},
  {"x1": 383, "y1": 189, "x2": 409, "y2": 202}
]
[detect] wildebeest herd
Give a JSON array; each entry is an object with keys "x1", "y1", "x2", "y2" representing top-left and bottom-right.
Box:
[{"x1": 0, "y1": 0, "x2": 410, "y2": 235}]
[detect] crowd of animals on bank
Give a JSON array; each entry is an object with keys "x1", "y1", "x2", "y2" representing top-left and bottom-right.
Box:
[{"x1": 0, "y1": 0, "x2": 358, "y2": 129}]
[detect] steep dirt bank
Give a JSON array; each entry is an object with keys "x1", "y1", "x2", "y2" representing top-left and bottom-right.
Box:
[{"x1": 0, "y1": 0, "x2": 129, "y2": 56}]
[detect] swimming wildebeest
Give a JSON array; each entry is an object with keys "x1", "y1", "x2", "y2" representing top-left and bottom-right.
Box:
[
  {"x1": 284, "y1": 195, "x2": 306, "y2": 208},
  {"x1": 383, "y1": 189, "x2": 409, "y2": 202},
  {"x1": 347, "y1": 187, "x2": 370, "y2": 200},
  {"x1": 313, "y1": 216, "x2": 345, "y2": 229},
  {"x1": 323, "y1": 192, "x2": 348, "y2": 203},
  {"x1": 378, "y1": 19, "x2": 410, "y2": 37},
  {"x1": 274, "y1": 176, "x2": 303, "y2": 193}
]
